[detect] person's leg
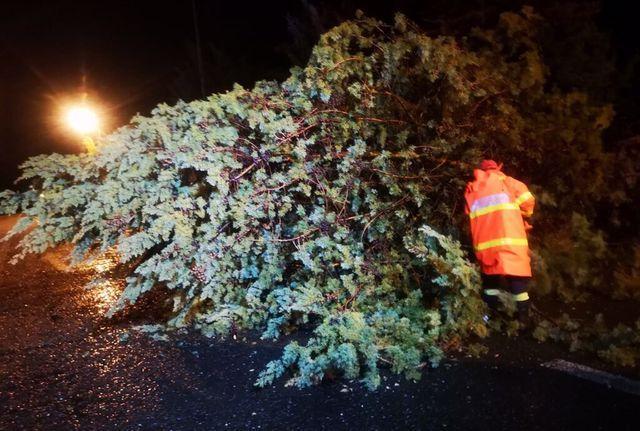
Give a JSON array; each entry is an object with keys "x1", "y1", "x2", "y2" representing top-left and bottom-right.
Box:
[
  {"x1": 507, "y1": 276, "x2": 531, "y2": 323},
  {"x1": 481, "y1": 273, "x2": 501, "y2": 311}
]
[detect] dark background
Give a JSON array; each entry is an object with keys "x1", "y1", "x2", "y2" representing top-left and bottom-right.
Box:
[{"x1": 1, "y1": 0, "x2": 637, "y2": 189}]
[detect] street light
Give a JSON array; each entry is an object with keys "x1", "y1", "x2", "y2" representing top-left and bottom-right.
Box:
[
  {"x1": 65, "y1": 106, "x2": 99, "y2": 135},
  {"x1": 63, "y1": 101, "x2": 101, "y2": 154}
]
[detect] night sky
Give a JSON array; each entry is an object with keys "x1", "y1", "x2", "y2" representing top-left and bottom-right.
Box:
[{"x1": 1, "y1": 0, "x2": 636, "y2": 189}]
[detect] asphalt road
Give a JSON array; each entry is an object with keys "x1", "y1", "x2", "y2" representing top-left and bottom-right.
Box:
[{"x1": 1, "y1": 215, "x2": 639, "y2": 430}]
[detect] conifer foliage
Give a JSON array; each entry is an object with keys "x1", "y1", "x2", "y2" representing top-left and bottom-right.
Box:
[{"x1": 0, "y1": 9, "x2": 614, "y2": 387}]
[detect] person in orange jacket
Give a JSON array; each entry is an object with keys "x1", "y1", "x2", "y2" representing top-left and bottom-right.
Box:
[{"x1": 464, "y1": 159, "x2": 535, "y2": 324}]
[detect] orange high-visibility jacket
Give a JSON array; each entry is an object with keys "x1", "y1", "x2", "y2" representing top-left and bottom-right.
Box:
[{"x1": 464, "y1": 168, "x2": 535, "y2": 277}]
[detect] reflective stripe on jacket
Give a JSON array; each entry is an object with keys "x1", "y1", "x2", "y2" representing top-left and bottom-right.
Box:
[{"x1": 464, "y1": 168, "x2": 535, "y2": 276}]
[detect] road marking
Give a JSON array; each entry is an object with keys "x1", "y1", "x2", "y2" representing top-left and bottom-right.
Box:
[{"x1": 542, "y1": 359, "x2": 640, "y2": 396}]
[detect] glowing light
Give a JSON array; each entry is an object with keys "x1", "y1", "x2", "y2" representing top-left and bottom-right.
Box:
[{"x1": 65, "y1": 105, "x2": 100, "y2": 134}]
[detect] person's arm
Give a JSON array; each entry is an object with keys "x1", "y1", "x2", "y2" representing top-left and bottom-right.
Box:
[
  {"x1": 506, "y1": 176, "x2": 535, "y2": 218},
  {"x1": 464, "y1": 184, "x2": 472, "y2": 215}
]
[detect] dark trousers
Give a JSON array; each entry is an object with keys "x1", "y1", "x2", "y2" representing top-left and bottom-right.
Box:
[{"x1": 481, "y1": 274, "x2": 530, "y2": 320}]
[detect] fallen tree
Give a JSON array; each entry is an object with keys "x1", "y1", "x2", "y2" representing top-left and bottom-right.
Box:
[{"x1": 0, "y1": 8, "x2": 629, "y2": 387}]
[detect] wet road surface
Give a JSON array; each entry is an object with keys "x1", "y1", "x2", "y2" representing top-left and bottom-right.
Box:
[{"x1": 1, "y1": 215, "x2": 639, "y2": 430}]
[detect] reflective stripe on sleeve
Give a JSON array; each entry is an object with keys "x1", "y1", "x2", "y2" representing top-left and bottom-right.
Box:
[
  {"x1": 512, "y1": 292, "x2": 530, "y2": 301},
  {"x1": 514, "y1": 191, "x2": 533, "y2": 206},
  {"x1": 475, "y1": 237, "x2": 528, "y2": 251}
]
